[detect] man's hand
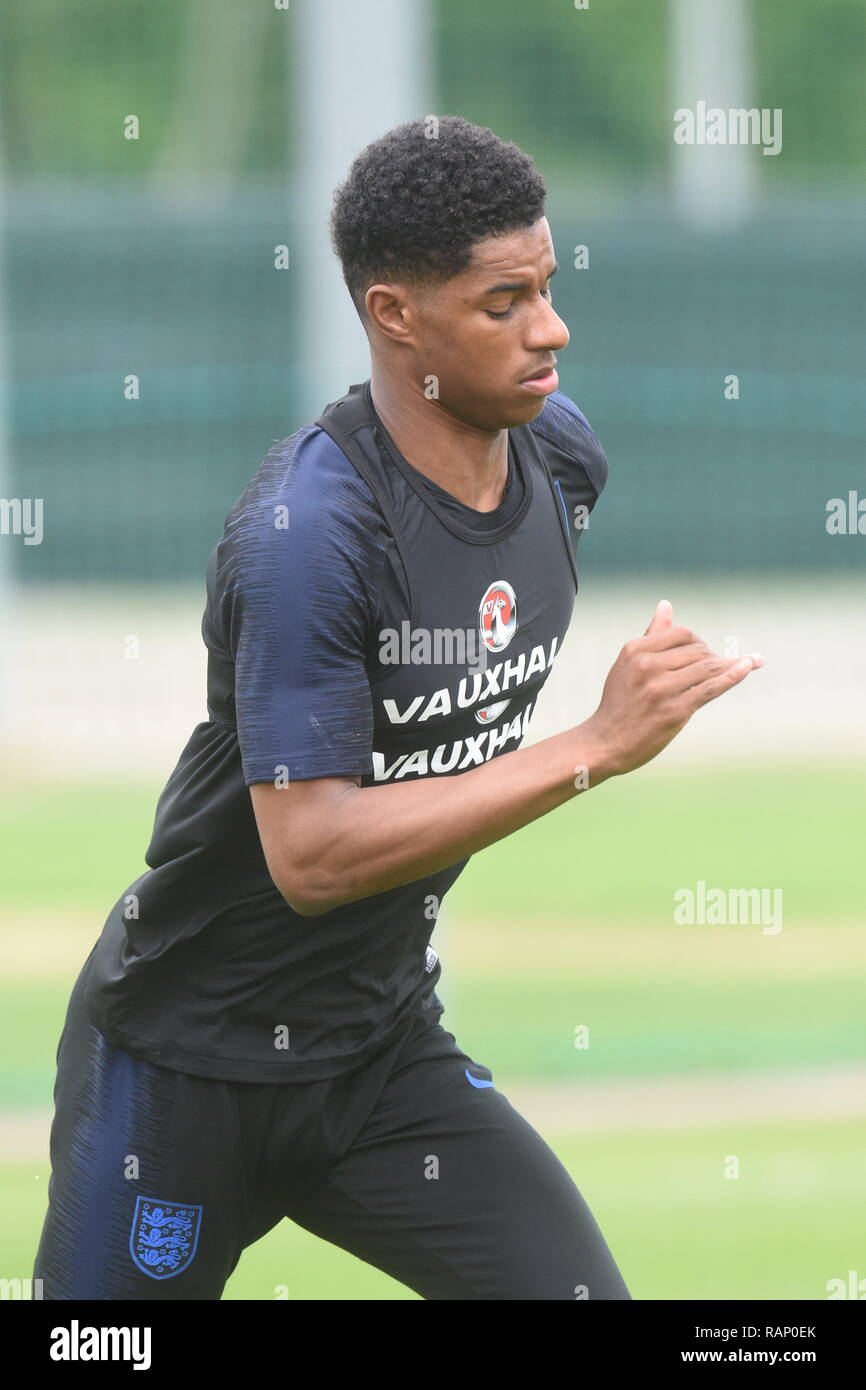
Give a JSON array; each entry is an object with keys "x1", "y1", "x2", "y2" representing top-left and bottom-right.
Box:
[{"x1": 582, "y1": 599, "x2": 765, "y2": 779}]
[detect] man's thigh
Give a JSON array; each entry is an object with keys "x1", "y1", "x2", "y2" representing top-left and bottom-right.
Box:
[
  {"x1": 287, "y1": 1020, "x2": 632, "y2": 1301},
  {"x1": 33, "y1": 964, "x2": 281, "y2": 1300}
]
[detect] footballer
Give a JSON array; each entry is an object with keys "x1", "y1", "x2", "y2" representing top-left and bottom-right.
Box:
[{"x1": 34, "y1": 116, "x2": 763, "y2": 1300}]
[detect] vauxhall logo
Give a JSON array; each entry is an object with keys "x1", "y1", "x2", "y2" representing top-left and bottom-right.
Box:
[
  {"x1": 381, "y1": 633, "x2": 558, "y2": 725},
  {"x1": 377, "y1": 577, "x2": 519, "y2": 674},
  {"x1": 477, "y1": 579, "x2": 518, "y2": 721},
  {"x1": 479, "y1": 579, "x2": 518, "y2": 652},
  {"x1": 372, "y1": 578, "x2": 560, "y2": 781},
  {"x1": 378, "y1": 575, "x2": 556, "y2": 728},
  {"x1": 372, "y1": 698, "x2": 539, "y2": 782}
]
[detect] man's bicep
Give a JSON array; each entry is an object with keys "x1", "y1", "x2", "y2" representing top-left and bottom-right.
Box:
[{"x1": 249, "y1": 774, "x2": 361, "y2": 914}]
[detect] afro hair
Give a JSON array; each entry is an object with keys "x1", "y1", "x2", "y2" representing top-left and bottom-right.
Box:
[{"x1": 329, "y1": 115, "x2": 547, "y2": 317}]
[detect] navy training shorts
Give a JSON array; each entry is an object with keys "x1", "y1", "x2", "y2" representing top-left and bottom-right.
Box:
[{"x1": 33, "y1": 959, "x2": 631, "y2": 1301}]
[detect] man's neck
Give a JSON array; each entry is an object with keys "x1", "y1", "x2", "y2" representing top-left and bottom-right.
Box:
[{"x1": 369, "y1": 370, "x2": 509, "y2": 513}]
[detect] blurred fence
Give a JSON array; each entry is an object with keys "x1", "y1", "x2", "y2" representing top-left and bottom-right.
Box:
[
  {"x1": 1, "y1": 0, "x2": 863, "y2": 585},
  {"x1": 3, "y1": 189, "x2": 864, "y2": 583}
]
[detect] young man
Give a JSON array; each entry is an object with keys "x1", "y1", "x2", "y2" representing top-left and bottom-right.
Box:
[{"x1": 33, "y1": 116, "x2": 762, "y2": 1301}]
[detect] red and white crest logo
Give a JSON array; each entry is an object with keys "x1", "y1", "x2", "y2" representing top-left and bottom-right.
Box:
[
  {"x1": 475, "y1": 699, "x2": 512, "y2": 725},
  {"x1": 479, "y1": 580, "x2": 518, "y2": 653}
]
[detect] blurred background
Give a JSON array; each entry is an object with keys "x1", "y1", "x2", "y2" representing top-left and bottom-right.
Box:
[{"x1": 1, "y1": 0, "x2": 864, "y2": 1300}]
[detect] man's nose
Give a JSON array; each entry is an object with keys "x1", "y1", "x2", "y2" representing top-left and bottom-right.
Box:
[{"x1": 527, "y1": 298, "x2": 570, "y2": 350}]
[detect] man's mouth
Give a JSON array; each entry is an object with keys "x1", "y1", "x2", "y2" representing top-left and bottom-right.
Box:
[{"x1": 518, "y1": 365, "x2": 559, "y2": 394}]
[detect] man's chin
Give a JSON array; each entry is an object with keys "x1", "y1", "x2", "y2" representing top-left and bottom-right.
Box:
[
  {"x1": 437, "y1": 387, "x2": 551, "y2": 433},
  {"x1": 494, "y1": 392, "x2": 550, "y2": 429}
]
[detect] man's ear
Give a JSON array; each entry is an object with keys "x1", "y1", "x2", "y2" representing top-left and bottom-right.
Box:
[{"x1": 364, "y1": 282, "x2": 417, "y2": 344}]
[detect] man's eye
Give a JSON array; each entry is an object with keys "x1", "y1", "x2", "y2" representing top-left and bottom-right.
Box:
[{"x1": 487, "y1": 287, "x2": 552, "y2": 320}]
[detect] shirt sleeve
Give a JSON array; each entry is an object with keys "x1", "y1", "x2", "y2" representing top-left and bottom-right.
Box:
[
  {"x1": 530, "y1": 389, "x2": 609, "y2": 526},
  {"x1": 218, "y1": 429, "x2": 386, "y2": 786}
]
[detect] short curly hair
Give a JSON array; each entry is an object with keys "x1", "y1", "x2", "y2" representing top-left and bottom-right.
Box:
[{"x1": 330, "y1": 115, "x2": 547, "y2": 318}]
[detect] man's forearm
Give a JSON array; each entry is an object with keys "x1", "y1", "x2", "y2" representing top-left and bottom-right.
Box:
[
  {"x1": 304, "y1": 720, "x2": 615, "y2": 913},
  {"x1": 271, "y1": 608, "x2": 763, "y2": 916}
]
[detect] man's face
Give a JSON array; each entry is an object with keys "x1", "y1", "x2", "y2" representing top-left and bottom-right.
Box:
[{"x1": 407, "y1": 216, "x2": 569, "y2": 431}]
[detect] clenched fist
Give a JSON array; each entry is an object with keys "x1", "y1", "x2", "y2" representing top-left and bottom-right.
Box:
[{"x1": 583, "y1": 599, "x2": 764, "y2": 778}]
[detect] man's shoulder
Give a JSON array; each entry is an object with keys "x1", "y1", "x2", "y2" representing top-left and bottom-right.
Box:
[
  {"x1": 207, "y1": 420, "x2": 392, "y2": 615},
  {"x1": 528, "y1": 388, "x2": 609, "y2": 499},
  {"x1": 528, "y1": 388, "x2": 603, "y2": 458},
  {"x1": 229, "y1": 421, "x2": 385, "y2": 532}
]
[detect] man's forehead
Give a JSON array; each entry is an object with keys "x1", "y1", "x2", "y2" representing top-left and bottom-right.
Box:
[{"x1": 465, "y1": 218, "x2": 554, "y2": 274}]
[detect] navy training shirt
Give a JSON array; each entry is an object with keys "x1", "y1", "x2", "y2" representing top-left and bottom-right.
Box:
[{"x1": 84, "y1": 380, "x2": 609, "y2": 1082}]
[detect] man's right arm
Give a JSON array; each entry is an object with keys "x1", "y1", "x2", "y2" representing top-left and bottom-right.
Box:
[{"x1": 250, "y1": 601, "x2": 764, "y2": 916}]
